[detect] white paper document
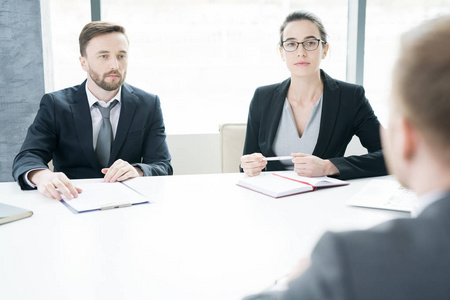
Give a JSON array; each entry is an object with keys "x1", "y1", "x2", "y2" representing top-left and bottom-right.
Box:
[
  {"x1": 347, "y1": 179, "x2": 418, "y2": 212},
  {"x1": 62, "y1": 181, "x2": 150, "y2": 213}
]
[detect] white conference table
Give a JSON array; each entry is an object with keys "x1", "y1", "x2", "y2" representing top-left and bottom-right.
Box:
[{"x1": 0, "y1": 173, "x2": 408, "y2": 300}]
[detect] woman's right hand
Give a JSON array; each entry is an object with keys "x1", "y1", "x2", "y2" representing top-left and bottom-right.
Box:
[{"x1": 240, "y1": 153, "x2": 267, "y2": 177}]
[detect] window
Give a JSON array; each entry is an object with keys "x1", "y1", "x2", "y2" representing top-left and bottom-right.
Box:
[
  {"x1": 49, "y1": 0, "x2": 348, "y2": 133},
  {"x1": 48, "y1": 0, "x2": 91, "y2": 90},
  {"x1": 364, "y1": 0, "x2": 450, "y2": 125}
]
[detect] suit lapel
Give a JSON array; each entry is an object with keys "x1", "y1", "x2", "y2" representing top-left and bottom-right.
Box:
[
  {"x1": 70, "y1": 81, "x2": 101, "y2": 169},
  {"x1": 265, "y1": 78, "x2": 290, "y2": 157},
  {"x1": 110, "y1": 83, "x2": 138, "y2": 163},
  {"x1": 313, "y1": 70, "x2": 340, "y2": 158}
]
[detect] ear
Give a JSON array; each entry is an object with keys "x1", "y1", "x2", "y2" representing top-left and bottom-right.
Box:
[
  {"x1": 279, "y1": 46, "x2": 285, "y2": 61},
  {"x1": 322, "y1": 43, "x2": 329, "y2": 59},
  {"x1": 401, "y1": 117, "x2": 419, "y2": 161},
  {"x1": 79, "y1": 56, "x2": 88, "y2": 72}
]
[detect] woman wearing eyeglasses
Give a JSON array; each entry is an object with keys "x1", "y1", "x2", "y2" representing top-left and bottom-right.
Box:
[{"x1": 240, "y1": 11, "x2": 386, "y2": 180}]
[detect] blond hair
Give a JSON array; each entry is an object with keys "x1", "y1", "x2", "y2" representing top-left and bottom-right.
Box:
[{"x1": 394, "y1": 16, "x2": 450, "y2": 162}]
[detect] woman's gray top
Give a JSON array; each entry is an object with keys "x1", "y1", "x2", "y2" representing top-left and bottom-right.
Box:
[{"x1": 272, "y1": 95, "x2": 323, "y2": 169}]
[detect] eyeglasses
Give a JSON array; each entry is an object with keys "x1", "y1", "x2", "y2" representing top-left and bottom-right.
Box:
[{"x1": 281, "y1": 38, "x2": 326, "y2": 52}]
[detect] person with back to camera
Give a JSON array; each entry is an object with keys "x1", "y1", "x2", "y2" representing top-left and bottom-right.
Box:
[
  {"x1": 244, "y1": 14, "x2": 450, "y2": 300},
  {"x1": 240, "y1": 11, "x2": 386, "y2": 180}
]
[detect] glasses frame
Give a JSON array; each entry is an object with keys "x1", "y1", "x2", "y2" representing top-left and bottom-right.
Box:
[{"x1": 281, "y1": 38, "x2": 327, "y2": 52}]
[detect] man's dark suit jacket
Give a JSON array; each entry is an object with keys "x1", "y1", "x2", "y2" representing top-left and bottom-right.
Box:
[
  {"x1": 244, "y1": 193, "x2": 450, "y2": 300},
  {"x1": 243, "y1": 70, "x2": 386, "y2": 179},
  {"x1": 12, "y1": 81, "x2": 172, "y2": 189}
]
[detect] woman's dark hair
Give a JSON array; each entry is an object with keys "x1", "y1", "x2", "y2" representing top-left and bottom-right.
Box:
[{"x1": 279, "y1": 11, "x2": 328, "y2": 45}]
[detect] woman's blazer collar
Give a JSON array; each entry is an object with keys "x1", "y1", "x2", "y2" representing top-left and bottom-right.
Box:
[
  {"x1": 266, "y1": 70, "x2": 341, "y2": 158},
  {"x1": 314, "y1": 70, "x2": 340, "y2": 158}
]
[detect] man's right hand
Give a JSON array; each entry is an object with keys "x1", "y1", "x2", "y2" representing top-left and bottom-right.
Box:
[{"x1": 29, "y1": 169, "x2": 82, "y2": 200}]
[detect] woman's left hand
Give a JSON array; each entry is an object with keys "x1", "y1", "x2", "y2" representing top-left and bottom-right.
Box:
[{"x1": 291, "y1": 153, "x2": 339, "y2": 177}]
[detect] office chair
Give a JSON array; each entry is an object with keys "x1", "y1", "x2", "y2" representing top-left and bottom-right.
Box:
[{"x1": 219, "y1": 123, "x2": 247, "y2": 173}]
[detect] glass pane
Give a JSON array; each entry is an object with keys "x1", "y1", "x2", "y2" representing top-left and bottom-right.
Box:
[
  {"x1": 100, "y1": 0, "x2": 348, "y2": 133},
  {"x1": 48, "y1": 0, "x2": 91, "y2": 91},
  {"x1": 364, "y1": 0, "x2": 450, "y2": 125}
]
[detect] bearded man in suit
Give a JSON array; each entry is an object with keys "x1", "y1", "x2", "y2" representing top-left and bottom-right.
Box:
[{"x1": 13, "y1": 21, "x2": 172, "y2": 200}]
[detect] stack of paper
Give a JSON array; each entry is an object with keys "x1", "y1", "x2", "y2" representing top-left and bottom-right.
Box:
[{"x1": 347, "y1": 179, "x2": 417, "y2": 212}]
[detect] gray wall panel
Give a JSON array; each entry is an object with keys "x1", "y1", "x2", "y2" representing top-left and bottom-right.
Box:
[{"x1": 0, "y1": 0, "x2": 45, "y2": 181}]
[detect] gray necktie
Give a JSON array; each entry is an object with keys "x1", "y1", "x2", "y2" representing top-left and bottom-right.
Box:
[{"x1": 94, "y1": 100, "x2": 118, "y2": 168}]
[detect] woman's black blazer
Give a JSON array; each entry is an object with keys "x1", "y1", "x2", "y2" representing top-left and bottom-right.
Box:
[{"x1": 243, "y1": 70, "x2": 387, "y2": 180}]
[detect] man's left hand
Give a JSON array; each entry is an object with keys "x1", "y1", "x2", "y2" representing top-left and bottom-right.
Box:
[{"x1": 102, "y1": 159, "x2": 144, "y2": 182}]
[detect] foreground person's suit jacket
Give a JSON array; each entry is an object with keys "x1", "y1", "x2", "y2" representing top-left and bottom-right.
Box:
[{"x1": 244, "y1": 193, "x2": 450, "y2": 300}]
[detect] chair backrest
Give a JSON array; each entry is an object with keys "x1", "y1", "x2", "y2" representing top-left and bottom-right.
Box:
[
  {"x1": 48, "y1": 160, "x2": 54, "y2": 171},
  {"x1": 219, "y1": 123, "x2": 247, "y2": 173}
]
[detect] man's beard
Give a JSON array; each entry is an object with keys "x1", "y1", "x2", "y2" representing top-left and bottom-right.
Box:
[{"x1": 89, "y1": 69, "x2": 126, "y2": 91}]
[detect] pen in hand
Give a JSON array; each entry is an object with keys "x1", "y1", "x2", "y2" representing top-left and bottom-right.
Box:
[{"x1": 263, "y1": 156, "x2": 294, "y2": 161}]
